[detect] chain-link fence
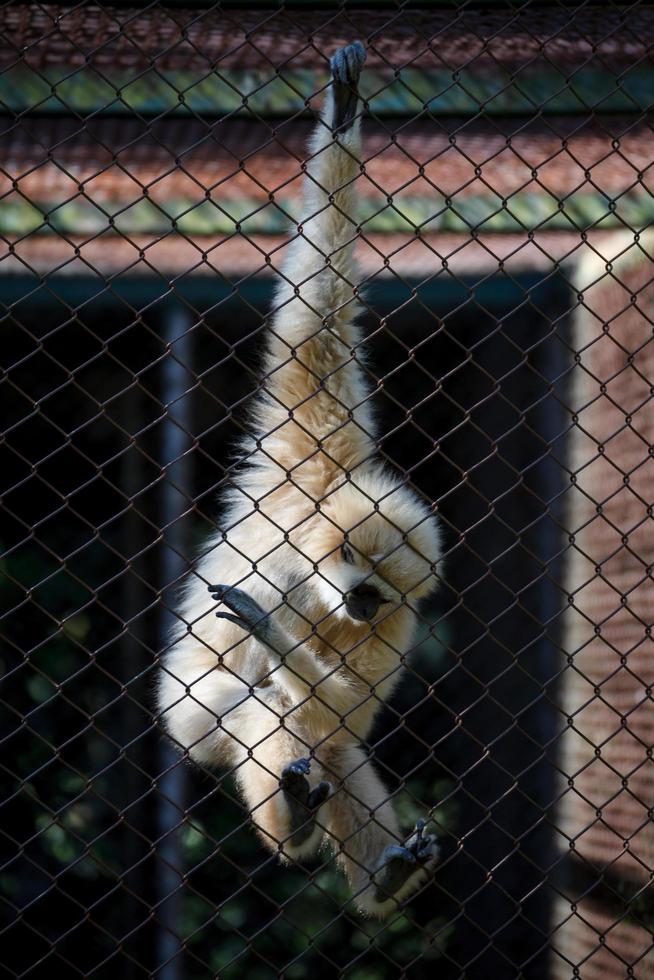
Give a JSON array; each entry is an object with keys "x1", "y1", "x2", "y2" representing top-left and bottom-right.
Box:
[{"x1": 2, "y1": 3, "x2": 653, "y2": 978}]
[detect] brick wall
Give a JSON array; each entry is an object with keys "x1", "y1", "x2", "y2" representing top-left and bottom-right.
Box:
[{"x1": 553, "y1": 236, "x2": 654, "y2": 978}]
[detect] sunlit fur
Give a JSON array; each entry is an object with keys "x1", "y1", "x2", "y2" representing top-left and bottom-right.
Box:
[{"x1": 157, "y1": 57, "x2": 441, "y2": 918}]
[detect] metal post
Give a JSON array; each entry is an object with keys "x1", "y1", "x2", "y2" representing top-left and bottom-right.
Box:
[{"x1": 155, "y1": 302, "x2": 193, "y2": 980}]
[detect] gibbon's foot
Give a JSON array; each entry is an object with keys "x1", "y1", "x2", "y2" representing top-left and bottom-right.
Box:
[
  {"x1": 208, "y1": 584, "x2": 275, "y2": 647},
  {"x1": 330, "y1": 41, "x2": 366, "y2": 132},
  {"x1": 280, "y1": 758, "x2": 331, "y2": 847},
  {"x1": 373, "y1": 819, "x2": 439, "y2": 904}
]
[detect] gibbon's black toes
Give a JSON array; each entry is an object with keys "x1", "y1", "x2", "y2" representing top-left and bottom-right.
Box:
[
  {"x1": 373, "y1": 845, "x2": 417, "y2": 903},
  {"x1": 282, "y1": 757, "x2": 312, "y2": 780},
  {"x1": 281, "y1": 759, "x2": 329, "y2": 847},
  {"x1": 307, "y1": 780, "x2": 332, "y2": 809},
  {"x1": 209, "y1": 584, "x2": 273, "y2": 644},
  {"x1": 330, "y1": 41, "x2": 366, "y2": 132},
  {"x1": 404, "y1": 817, "x2": 439, "y2": 862},
  {"x1": 373, "y1": 820, "x2": 439, "y2": 902}
]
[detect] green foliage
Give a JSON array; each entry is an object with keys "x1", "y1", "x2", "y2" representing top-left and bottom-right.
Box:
[{"x1": 2, "y1": 531, "x2": 453, "y2": 976}]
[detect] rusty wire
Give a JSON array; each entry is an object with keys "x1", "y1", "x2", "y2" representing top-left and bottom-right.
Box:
[{"x1": 1, "y1": 2, "x2": 654, "y2": 978}]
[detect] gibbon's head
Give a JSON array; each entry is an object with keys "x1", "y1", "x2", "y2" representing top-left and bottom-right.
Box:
[{"x1": 315, "y1": 470, "x2": 441, "y2": 624}]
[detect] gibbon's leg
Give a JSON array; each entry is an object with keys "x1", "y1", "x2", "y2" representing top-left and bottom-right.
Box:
[
  {"x1": 235, "y1": 728, "x2": 331, "y2": 862},
  {"x1": 208, "y1": 587, "x2": 337, "y2": 856},
  {"x1": 321, "y1": 745, "x2": 439, "y2": 918},
  {"x1": 158, "y1": 648, "x2": 266, "y2": 769},
  {"x1": 159, "y1": 633, "x2": 329, "y2": 859}
]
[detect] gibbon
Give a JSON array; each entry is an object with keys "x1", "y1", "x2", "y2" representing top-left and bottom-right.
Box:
[{"x1": 158, "y1": 41, "x2": 442, "y2": 918}]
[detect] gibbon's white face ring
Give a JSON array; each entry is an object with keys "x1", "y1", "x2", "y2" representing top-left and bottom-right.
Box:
[{"x1": 315, "y1": 543, "x2": 399, "y2": 623}]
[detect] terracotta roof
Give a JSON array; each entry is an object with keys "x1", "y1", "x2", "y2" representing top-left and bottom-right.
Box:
[
  {"x1": 3, "y1": 4, "x2": 653, "y2": 72},
  {"x1": 2, "y1": 115, "x2": 653, "y2": 250},
  {"x1": 4, "y1": 115, "x2": 654, "y2": 200}
]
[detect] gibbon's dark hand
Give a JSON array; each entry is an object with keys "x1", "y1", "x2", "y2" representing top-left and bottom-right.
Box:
[
  {"x1": 208, "y1": 584, "x2": 275, "y2": 646},
  {"x1": 280, "y1": 758, "x2": 332, "y2": 847},
  {"x1": 330, "y1": 41, "x2": 366, "y2": 132}
]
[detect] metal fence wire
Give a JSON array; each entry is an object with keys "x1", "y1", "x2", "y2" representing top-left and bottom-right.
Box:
[{"x1": 2, "y1": 2, "x2": 654, "y2": 978}]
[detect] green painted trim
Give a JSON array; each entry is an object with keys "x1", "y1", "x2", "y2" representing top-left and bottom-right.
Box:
[
  {"x1": 1, "y1": 64, "x2": 653, "y2": 117},
  {"x1": 4, "y1": 189, "x2": 654, "y2": 237},
  {"x1": 0, "y1": 270, "x2": 566, "y2": 315}
]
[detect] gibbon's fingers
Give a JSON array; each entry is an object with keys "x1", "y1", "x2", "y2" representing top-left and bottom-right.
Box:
[
  {"x1": 281, "y1": 757, "x2": 312, "y2": 779},
  {"x1": 280, "y1": 758, "x2": 332, "y2": 806},
  {"x1": 373, "y1": 818, "x2": 439, "y2": 903},
  {"x1": 280, "y1": 758, "x2": 332, "y2": 847},
  {"x1": 214, "y1": 611, "x2": 252, "y2": 632},
  {"x1": 405, "y1": 820, "x2": 438, "y2": 863},
  {"x1": 404, "y1": 818, "x2": 439, "y2": 862},
  {"x1": 330, "y1": 41, "x2": 366, "y2": 132},
  {"x1": 330, "y1": 40, "x2": 366, "y2": 86},
  {"x1": 308, "y1": 781, "x2": 332, "y2": 809},
  {"x1": 209, "y1": 584, "x2": 274, "y2": 646}
]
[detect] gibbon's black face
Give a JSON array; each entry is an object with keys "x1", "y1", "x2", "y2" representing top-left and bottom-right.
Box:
[
  {"x1": 345, "y1": 582, "x2": 383, "y2": 622},
  {"x1": 340, "y1": 542, "x2": 390, "y2": 622}
]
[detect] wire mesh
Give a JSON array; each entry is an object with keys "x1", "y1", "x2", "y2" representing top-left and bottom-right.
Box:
[{"x1": 1, "y1": 3, "x2": 654, "y2": 978}]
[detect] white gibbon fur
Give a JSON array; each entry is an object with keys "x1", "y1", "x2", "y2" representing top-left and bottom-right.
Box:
[{"x1": 157, "y1": 41, "x2": 442, "y2": 918}]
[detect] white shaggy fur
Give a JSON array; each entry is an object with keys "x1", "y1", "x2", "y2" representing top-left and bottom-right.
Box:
[{"x1": 157, "y1": 47, "x2": 441, "y2": 917}]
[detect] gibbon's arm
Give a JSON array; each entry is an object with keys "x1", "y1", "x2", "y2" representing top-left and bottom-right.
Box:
[
  {"x1": 250, "y1": 43, "x2": 375, "y2": 490},
  {"x1": 210, "y1": 584, "x2": 362, "y2": 723}
]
